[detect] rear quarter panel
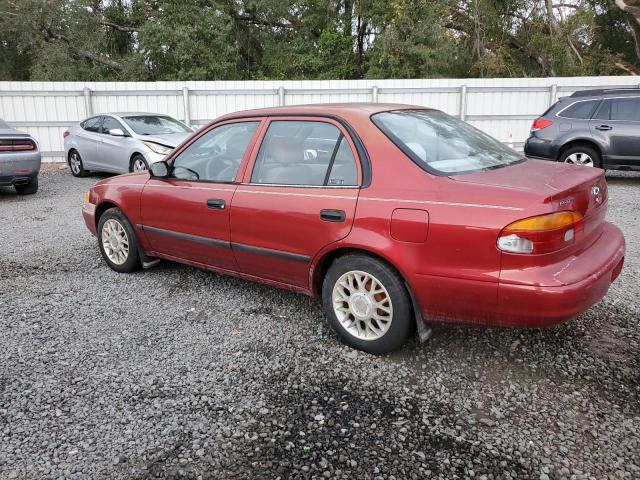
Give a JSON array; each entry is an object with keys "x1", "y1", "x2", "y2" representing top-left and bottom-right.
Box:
[{"x1": 320, "y1": 117, "x2": 537, "y2": 325}]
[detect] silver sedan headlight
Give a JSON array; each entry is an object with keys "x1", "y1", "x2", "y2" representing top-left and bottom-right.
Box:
[{"x1": 143, "y1": 141, "x2": 173, "y2": 155}]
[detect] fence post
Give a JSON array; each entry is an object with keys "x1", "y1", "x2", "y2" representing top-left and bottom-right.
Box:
[
  {"x1": 182, "y1": 87, "x2": 191, "y2": 127},
  {"x1": 459, "y1": 85, "x2": 467, "y2": 121},
  {"x1": 83, "y1": 87, "x2": 93, "y2": 117},
  {"x1": 549, "y1": 84, "x2": 558, "y2": 106},
  {"x1": 371, "y1": 85, "x2": 379, "y2": 103},
  {"x1": 278, "y1": 86, "x2": 286, "y2": 106}
]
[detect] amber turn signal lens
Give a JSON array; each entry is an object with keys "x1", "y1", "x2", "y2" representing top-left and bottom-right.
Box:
[
  {"x1": 498, "y1": 211, "x2": 583, "y2": 254},
  {"x1": 503, "y1": 211, "x2": 582, "y2": 233},
  {"x1": 84, "y1": 192, "x2": 91, "y2": 203}
]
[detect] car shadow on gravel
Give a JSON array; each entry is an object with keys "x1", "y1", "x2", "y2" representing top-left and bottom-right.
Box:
[{"x1": 141, "y1": 373, "x2": 532, "y2": 480}]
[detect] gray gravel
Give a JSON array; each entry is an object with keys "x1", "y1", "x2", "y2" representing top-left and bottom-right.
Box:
[{"x1": 0, "y1": 167, "x2": 638, "y2": 480}]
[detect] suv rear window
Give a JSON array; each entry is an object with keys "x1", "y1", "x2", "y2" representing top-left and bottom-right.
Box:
[
  {"x1": 557, "y1": 100, "x2": 599, "y2": 119},
  {"x1": 372, "y1": 110, "x2": 524, "y2": 175}
]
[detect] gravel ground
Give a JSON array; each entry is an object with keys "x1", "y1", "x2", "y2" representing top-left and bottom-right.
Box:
[{"x1": 0, "y1": 168, "x2": 638, "y2": 480}]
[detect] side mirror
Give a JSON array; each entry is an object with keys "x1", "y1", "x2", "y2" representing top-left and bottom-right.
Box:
[
  {"x1": 109, "y1": 128, "x2": 125, "y2": 137},
  {"x1": 149, "y1": 161, "x2": 170, "y2": 178}
]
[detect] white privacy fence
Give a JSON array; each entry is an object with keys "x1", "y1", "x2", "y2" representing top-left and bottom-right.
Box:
[{"x1": 2, "y1": 76, "x2": 639, "y2": 163}]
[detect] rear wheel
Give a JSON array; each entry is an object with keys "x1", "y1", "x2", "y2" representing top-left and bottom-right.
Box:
[
  {"x1": 97, "y1": 208, "x2": 141, "y2": 273},
  {"x1": 559, "y1": 145, "x2": 601, "y2": 168},
  {"x1": 14, "y1": 176, "x2": 38, "y2": 195},
  {"x1": 130, "y1": 154, "x2": 149, "y2": 173},
  {"x1": 322, "y1": 255, "x2": 412, "y2": 354},
  {"x1": 69, "y1": 150, "x2": 89, "y2": 177}
]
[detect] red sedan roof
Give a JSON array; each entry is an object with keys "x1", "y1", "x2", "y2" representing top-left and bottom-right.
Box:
[{"x1": 218, "y1": 103, "x2": 427, "y2": 122}]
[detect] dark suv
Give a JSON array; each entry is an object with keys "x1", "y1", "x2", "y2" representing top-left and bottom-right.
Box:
[{"x1": 524, "y1": 88, "x2": 640, "y2": 170}]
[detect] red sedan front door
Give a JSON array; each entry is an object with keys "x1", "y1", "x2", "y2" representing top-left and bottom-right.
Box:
[
  {"x1": 230, "y1": 118, "x2": 362, "y2": 289},
  {"x1": 140, "y1": 120, "x2": 262, "y2": 270}
]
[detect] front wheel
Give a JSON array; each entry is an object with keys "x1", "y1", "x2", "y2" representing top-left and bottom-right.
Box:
[
  {"x1": 559, "y1": 145, "x2": 601, "y2": 168},
  {"x1": 322, "y1": 255, "x2": 413, "y2": 354},
  {"x1": 15, "y1": 176, "x2": 38, "y2": 195},
  {"x1": 130, "y1": 154, "x2": 149, "y2": 173},
  {"x1": 97, "y1": 208, "x2": 141, "y2": 273}
]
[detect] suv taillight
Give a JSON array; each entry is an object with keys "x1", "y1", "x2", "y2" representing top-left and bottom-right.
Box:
[
  {"x1": 497, "y1": 211, "x2": 583, "y2": 255},
  {"x1": 63, "y1": 131, "x2": 70, "y2": 138},
  {"x1": 531, "y1": 118, "x2": 553, "y2": 131}
]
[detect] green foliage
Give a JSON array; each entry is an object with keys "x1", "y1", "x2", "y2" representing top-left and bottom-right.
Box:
[
  {"x1": 1, "y1": 0, "x2": 640, "y2": 81},
  {"x1": 138, "y1": 1, "x2": 238, "y2": 80}
]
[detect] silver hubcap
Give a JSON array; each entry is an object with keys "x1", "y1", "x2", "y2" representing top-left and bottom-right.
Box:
[
  {"x1": 101, "y1": 219, "x2": 129, "y2": 265},
  {"x1": 70, "y1": 153, "x2": 81, "y2": 174},
  {"x1": 133, "y1": 158, "x2": 147, "y2": 172},
  {"x1": 332, "y1": 271, "x2": 393, "y2": 341},
  {"x1": 565, "y1": 152, "x2": 594, "y2": 167}
]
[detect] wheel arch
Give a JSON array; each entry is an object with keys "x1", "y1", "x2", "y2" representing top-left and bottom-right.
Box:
[
  {"x1": 94, "y1": 201, "x2": 121, "y2": 230},
  {"x1": 311, "y1": 246, "x2": 411, "y2": 297},
  {"x1": 556, "y1": 139, "x2": 603, "y2": 161}
]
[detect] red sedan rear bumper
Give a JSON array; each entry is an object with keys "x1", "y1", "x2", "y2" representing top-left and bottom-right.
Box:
[
  {"x1": 415, "y1": 222, "x2": 625, "y2": 328},
  {"x1": 496, "y1": 222, "x2": 625, "y2": 327}
]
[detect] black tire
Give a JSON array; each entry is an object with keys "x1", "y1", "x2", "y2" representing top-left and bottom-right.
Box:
[
  {"x1": 130, "y1": 154, "x2": 149, "y2": 173},
  {"x1": 69, "y1": 150, "x2": 89, "y2": 177},
  {"x1": 97, "y1": 207, "x2": 141, "y2": 273},
  {"x1": 14, "y1": 176, "x2": 38, "y2": 195},
  {"x1": 322, "y1": 254, "x2": 413, "y2": 354},
  {"x1": 559, "y1": 144, "x2": 602, "y2": 169}
]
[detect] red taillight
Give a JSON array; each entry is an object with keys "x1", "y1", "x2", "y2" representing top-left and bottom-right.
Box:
[
  {"x1": 531, "y1": 118, "x2": 553, "y2": 131},
  {"x1": 0, "y1": 139, "x2": 36, "y2": 152},
  {"x1": 63, "y1": 131, "x2": 70, "y2": 138},
  {"x1": 497, "y1": 211, "x2": 584, "y2": 255}
]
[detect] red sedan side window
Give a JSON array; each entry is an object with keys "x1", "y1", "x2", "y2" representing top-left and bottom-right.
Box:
[
  {"x1": 251, "y1": 120, "x2": 358, "y2": 186},
  {"x1": 171, "y1": 122, "x2": 259, "y2": 183}
]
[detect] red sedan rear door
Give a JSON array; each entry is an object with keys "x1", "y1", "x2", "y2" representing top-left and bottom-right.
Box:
[{"x1": 230, "y1": 117, "x2": 362, "y2": 289}]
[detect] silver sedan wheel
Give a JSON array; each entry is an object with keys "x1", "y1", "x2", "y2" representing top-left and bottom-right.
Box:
[
  {"x1": 101, "y1": 219, "x2": 130, "y2": 265},
  {"x1": 564, "y1": 152, "x2": 594, "y2": 167},
  {"x1": 332, "y1": 270, "x2": 393, "y2": 341},
  {"x1": 133, "y1": 157, "x2": 148, "y2": 172},
  {"x1": 70, "y1": 152, "x2": 81, "y2": 175}
]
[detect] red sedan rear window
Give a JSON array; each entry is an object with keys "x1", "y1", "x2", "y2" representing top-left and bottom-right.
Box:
[{"x1": 372, "y1": 110, "x2": 524, "y2": 175}]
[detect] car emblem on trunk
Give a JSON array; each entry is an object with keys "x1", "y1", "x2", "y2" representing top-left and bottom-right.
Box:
[{"x1": 591, "y1": 185, "x2": 602, "y2": 204}]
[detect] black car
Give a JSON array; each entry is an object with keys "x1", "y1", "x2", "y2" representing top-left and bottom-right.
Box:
[{"x1": 524, "y1": 88, "x2": 640, "y2": 171}]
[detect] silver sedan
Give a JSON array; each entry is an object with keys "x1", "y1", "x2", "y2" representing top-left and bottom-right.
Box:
[
  {"x1": 63, "y1": 113, "x2": 194, "y2": 176},
  {"x1": 0, "y1": 118, "x2": 41, "y2": 194}
]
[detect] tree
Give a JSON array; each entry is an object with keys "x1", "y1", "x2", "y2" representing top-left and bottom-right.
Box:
[{"x1": 1, "y1": 0, "x2": 640, "y2": 81}]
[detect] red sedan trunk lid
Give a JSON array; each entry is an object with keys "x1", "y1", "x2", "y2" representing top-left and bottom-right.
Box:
[{"x1": 451, "y1": 159, "x2": 606, "y2": 217}]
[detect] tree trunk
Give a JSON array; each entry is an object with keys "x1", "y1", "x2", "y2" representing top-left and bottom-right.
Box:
[{"x1": 614, "y1": 0, "x2": 640, "y2": 62}]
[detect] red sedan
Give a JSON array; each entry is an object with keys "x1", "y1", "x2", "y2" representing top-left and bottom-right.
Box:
[{"x1": 82, "y1": 104, "x2": 626, "y2": 353}]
